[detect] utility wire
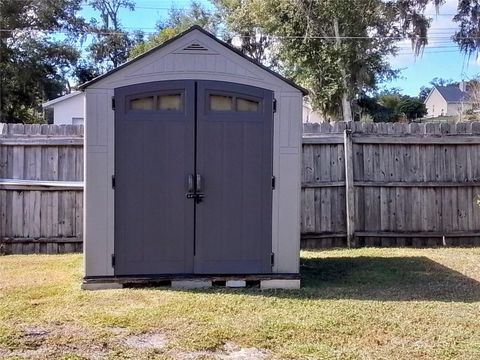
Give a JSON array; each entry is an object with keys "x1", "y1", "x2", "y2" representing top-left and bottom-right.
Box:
[{"x1": 0, "y1": 28, "x2": 475, "y2": 40}]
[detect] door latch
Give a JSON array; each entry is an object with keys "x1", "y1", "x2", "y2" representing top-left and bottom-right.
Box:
[{"x1": 185, "y1": 174, "x2": 205, "y2": 203}]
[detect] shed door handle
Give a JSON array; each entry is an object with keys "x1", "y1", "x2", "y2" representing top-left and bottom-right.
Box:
[
  {"x1": 187, "y1": 174, "x2": 194, "y2": 194},
  {"x1": 196, "y1": 174, "x2": 203, "y2": 193}
]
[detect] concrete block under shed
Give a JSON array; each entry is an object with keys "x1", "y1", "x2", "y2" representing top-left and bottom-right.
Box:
[
  {"x1": 260, "y1": 279, "x2": 301, "y2": 290},
  {"x1": 81, "y1": 282, "x2": 124, "y2": 291},
  {"x1": 171, "y1": 280, "x2": 212, "y2": 289},
  {"x1": 226, "y1": 280, "x2": 246, "y2": 288}
]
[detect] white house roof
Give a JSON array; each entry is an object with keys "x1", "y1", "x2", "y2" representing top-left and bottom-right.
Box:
[
  {"x1": 42, "y1": 91, "x2": 83, "y2": 108},
  {"x1": 78, "y1": 25, "x2": 308, "y2": 95}
]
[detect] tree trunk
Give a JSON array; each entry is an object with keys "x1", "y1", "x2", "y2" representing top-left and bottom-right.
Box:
[{"x1": 333, "y1": 18, "x2": 353, "y2": 122}]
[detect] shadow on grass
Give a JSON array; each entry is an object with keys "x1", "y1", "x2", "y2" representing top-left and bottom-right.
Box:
[{"x1": 297, "y1": 256, "x2": 480, "y2": 302}]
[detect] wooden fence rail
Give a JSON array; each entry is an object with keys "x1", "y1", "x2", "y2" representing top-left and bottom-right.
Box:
[
  {"x1": 0, "y1": 124, "x2": 83, "y2": 254},
  {"x1": 301, "y1": 121, "x2": 480, "y2": 248},
  {"x1": 2, "y1": 121, "x2": 480, "y2": 254}
]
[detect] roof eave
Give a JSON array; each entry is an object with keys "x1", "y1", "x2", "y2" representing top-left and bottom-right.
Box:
[{"x1": 42, "y1": 91, "x2": 83, "y2": 108}]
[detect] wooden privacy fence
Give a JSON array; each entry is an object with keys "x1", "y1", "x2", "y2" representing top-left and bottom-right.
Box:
[
  {"x1": 3, "y1": 121, "x2": 480, "y2": 254},
  {"x1": 0, "y1": 123, "x2": 83, "y2": 254},
  {"x1": 301, "y1": 121, "x2": 480, "y2": 248}
]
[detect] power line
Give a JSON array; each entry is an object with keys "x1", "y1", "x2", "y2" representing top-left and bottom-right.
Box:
[{"x1": 0, "y1": 28, "x2": 470, "y2": 40}]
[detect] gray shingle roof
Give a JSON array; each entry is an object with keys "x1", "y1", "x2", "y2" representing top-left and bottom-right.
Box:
[{"x1": 436, "y1": 85, "x2": 467, "y2": 103}]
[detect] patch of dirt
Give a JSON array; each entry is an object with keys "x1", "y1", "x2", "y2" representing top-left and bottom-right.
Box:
[
  {"x1": 0, "y1": 324, "x2": 110, "y2": 359},
  {"x1": 23, "y1": 326, "x2": 51, "y2": 339},
  {"x1": 108, "y1": 326, "x2": 129, "y2": 336},
  {"x1": 174, "y1": 342, "x2": 269, "y2": 360},
  {"x1": 124, "y1": 332, "x2": 168, "y2": 350},
  {"x1": 0, "y1": 325, "x2": 268, "y2": 360},
  {"x1": 220, "y1": 342, "x2": 269, "y2": 359}
]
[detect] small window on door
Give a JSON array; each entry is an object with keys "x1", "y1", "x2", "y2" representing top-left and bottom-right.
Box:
[
  {"x1": 237, "y1": 98, "x2": 259, "y2": 112},
  {"x1": 130, "y1": 96, "x2": 154, "y2": 110},
  {"x1": 210, "y1": 95, "x2": 233, "y2": 111},
  {"x1": 158, "y1": 94, "x2": 182, "y2": 111}
]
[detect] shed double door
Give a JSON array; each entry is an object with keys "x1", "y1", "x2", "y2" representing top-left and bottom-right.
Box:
[{"x1": 114, "y1": 80, "x2": 273, "y2": 275}]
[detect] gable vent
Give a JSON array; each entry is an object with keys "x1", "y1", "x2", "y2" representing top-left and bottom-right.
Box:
[{"x1": 183, "y1": 43, "x2": 209, "y2": 52}]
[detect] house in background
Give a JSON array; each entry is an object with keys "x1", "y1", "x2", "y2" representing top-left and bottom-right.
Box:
[
  {"x1": 424, "y1": 82, "x2": 472, "y2": 118},
  {"x1": 42, "y1": 91, "x2": 85, "y2": 125}
]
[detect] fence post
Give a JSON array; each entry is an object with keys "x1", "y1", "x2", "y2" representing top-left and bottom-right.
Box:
[{"x1": 344, "y1": 128, "x2": 355, "y2": 248}]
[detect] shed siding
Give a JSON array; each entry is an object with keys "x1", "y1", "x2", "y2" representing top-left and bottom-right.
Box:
[{"x1": 84, "y1": 89, "x2": 115, "y2": 277}]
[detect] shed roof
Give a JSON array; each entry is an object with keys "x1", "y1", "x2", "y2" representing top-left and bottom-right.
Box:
[
  {"x1": 435, "y1": 85, "x2": 467, "y2": 103},
  {"x1": 78, "y1": 26, "x2": 308, "y2": 95}
]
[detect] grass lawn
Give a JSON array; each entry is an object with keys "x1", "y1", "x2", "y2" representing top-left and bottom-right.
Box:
[{"x1": 1, "y1": 248, "x2": 480, "y2": 359}]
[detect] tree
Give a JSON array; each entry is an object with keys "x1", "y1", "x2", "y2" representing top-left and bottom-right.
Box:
[
  {"x1": 129, "y1": 2, "x2": 217, "y2": 59},
  {"x1": 213, "y1": 0, "x2": 445, "y2": 119},
  {"x1": 73, "y1": 59, "x2": 102, "y2": 84},
  {"x1": 357, "y1": 90, "x2": 426, "y2": 122},
  {"x1": 418, "y1": 86, "x2": 431, "y2": 102},
  {"x1": 454, "y1": 1, "x2": 480, "y2": 54},
  {"x1": 87, "y1": 0, "x2": 141, "y2": 69},
  {"x1": 356, "y1": 95, "x2": 392, "y2": 122},
  {"x1": 397, "y1": 97, "x2": 427, "y2": 120},
  {"x1": 0, "y1": 0, "x2": 84, "y2": 123},
  {"x1": 378, "y1": 90, "x2": 403, "y2": 111},
  {"x1": 430, "y1": 77, "x2": 457, "y2": 87},
  {"x1": 213, "y1": 0, "x2": 276, "y2": 65}
]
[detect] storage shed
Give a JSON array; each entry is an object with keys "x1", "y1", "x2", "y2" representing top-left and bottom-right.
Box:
[{"x1": 81, "y1": 26, "x2": 306, "y2": 290}]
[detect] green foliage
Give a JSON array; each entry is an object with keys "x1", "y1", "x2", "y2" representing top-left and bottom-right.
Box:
[
  {"x1": 86, "y1": 0, "x2": 140, "y2": 70},
  {"x1": 430, "y1": 77, "x2": 457, "y2": 87},
  {"x1": 378, "y1": 93, "x2": 403, "y2": 110},
  {"x1": 0, "y1": 0, "x2": 84, "y2": 123},
  {"x1": 129, "y1": 28, "x2": 181, "y2": 59},
  {"x1": 73, "y1": 59, "x2": 102, "y2": 84},
  {"x1": 129, "y1": 1, "x2": 217, "y2": 59},
  {"x1": 356, "y1": 95, "x2": 394, "y2": 122},
  {"x1": 358, "y1": 91, "x2": 427, "y2": 122},
  {"x1": 214, "y1": 1, "x2": 458, "y2": 118},
  {"x1": 418, "y1": 86, "x2": 431, "y2": 102},
  {"x1": 453, "y1": 1, "x2": 480, "y2": 54},
  {"x1": 213, "y1": 0, "x2": 276, "y2": 65},
  {"x1": 397, "y1": 97, "x2": 428, "y2": 119},
  {"x1": 213, "y1": 0, "x2": 444, "y2": 117}
]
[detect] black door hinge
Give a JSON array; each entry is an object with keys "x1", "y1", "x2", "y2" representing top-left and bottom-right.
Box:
[
  {"x1": 111, "y1": 175, "x2": 116, "y2": 189},
  {"x1": 272, "y1": 176, "x2": 276, "y2": 190},
  {"x1": 273, "y1": 98, "x2": 277, "y2": 113},
  {"x1": 111, "y1": 254, "x2": 116, "y2": 267},
  {"x1": 271, "y1": 252, "x2": 275, "y2": 267},
  {"x1": 111, "y1": 97, "x2": 116, "y2": 110}
]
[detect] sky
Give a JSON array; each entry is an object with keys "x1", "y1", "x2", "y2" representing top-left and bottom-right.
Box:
[{"x1": 81, "y1": 0, "x2": 477, "y2": 97}]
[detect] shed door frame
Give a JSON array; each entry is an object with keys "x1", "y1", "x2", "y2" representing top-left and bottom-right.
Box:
[{"x1": 114, "y1": 80, "x2": 274, "y2": 275}]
